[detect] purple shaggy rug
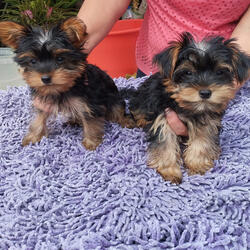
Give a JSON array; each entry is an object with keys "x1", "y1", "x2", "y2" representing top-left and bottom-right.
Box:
[{"x1": 0, "y1": 77, "x2": 250, "y2": 250}]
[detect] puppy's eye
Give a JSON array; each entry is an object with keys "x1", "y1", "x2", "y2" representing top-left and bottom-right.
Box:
[
  {"x1": 56, "y1": 57, "x2": 64, "y2": 63},
  {"x1": 216, "y1": 68, "x2": 229, "y2": 75},
  {"x1": 30, "y1": 58, "x2": 37, "y2": 64},
  {"x1": 216, "y1": 70, "x2": 224, "y2": 75},
  {"x1": 185, "y1": 71, "x2": 193, "y2": 75}
]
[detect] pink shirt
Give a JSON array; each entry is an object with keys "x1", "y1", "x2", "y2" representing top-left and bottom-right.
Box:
[{"x1": 136, "y1": 0, "x2": 250, "y2": 75}]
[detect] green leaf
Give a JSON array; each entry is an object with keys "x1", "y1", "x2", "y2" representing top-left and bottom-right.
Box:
[{"x1": 0, "y1": 0, "x2": 80, "y2": 27}]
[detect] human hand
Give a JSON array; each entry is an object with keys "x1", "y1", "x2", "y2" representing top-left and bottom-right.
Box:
[
  {"x1": 165, "y1": 108, "x2": 188, "y2": 137},
  {"x1": 33, "y1": 97, "x2": 53, "y2": 113}
]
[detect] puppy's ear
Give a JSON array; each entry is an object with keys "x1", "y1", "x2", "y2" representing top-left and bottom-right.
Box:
[
  {"x1": 235, "y1": 52, "x2": 250, "y2": 83},
  {"x1": 61, "y1": 17, "x2": 87, "y2": 48},
  {"x1": 153, "y1": 32, "x2": 194, "y2": 78},
  {"x1": 225, "y1": 39, "x2": 250, "y2": 84},
  {"x1": 0, "y1": 21, "x2": 26, "y2": 49}
]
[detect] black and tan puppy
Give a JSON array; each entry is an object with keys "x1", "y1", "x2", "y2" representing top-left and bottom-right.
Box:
[
  {"x1": 128, "y1": 32, "x2": 250, "y2": 183},
  {"x1": 0, "y1": 18, "x2": 134, "y2": 150}
]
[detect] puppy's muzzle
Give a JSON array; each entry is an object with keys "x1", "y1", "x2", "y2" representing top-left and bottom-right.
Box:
[
  {"x1": 199, "y1": 89, "x2": 212, "y2": 99},
  {"x1": 41, "y1": 75, "x2": 51, "y2": 85}
]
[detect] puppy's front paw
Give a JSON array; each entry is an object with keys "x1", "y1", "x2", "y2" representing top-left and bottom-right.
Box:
[
  {"x1": 157, "y1": 167, "x2": 182, "y2": 184},
  {"x1": 156, "y1": 165, "x2": 182, "y2": 184},
  {"x1": 82, "y1": 137, "x2": 102, "y2": 150},
  {"x1": 148, "y1": 156, "x2": 183, "y2": 184},
  {"x1": 147, "y1": 137, "x2": 182, "y2": 184},
  {"x1": 184, "y1": 154, "x2": 215, "y2": 176},
  {"x1": 184, "y1": 137, "x2": 220, "y2": 176},
  {"x1": 22, "y1": 133, "x2": 45, "y2": 146}
]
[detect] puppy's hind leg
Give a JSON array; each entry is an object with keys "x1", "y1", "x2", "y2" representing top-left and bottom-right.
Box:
[
  {"x1": 107, "y1": 103, "x2": 136, "y2": 128},
  {"x1": 130, "y1": 109, "x2": 151, "y2": 128},
  {"x1": 82, "y1": 116, "x2": 105, "y2": 150},
  {"x1": 148, "y1": 113, "x2": 183, "y2": 184},
  {"x1": 65, "y1": 117, "x2": 82, "y2": 127}
]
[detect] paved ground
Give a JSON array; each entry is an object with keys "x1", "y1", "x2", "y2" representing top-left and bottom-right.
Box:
[{"x1": 0, "y1": 48, "x2": 26, "y2": 90}]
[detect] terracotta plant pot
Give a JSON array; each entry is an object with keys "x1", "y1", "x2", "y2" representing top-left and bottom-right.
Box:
[{"x1": 88, "y1": 19, "x2": 143, "y2": 78}]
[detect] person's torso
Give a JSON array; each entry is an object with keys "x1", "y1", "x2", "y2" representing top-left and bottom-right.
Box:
[{"x1": 136, "y1": 0, "x2": 250, "y2": 74}]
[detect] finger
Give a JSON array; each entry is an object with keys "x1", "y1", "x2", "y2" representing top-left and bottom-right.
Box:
[{"x1": 165, "y1": 108, "x2": 188, "y2": 137}]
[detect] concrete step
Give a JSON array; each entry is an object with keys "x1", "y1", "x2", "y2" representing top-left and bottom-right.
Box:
[{"x1": 0, "y1": 48, "x2": 26, "y2": 89}]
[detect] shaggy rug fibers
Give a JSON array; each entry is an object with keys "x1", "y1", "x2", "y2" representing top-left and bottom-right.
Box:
[{"x1": 0, "y1": 77, "x2": 249, "y2": 250}]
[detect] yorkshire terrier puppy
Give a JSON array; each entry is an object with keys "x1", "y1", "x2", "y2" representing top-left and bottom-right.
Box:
[
  {"x1": 127, "y1": 32, "x2": 250, "y2": 183},
  {"x1": 0, "y1": 18, "x2": 134, "y2": 150}
]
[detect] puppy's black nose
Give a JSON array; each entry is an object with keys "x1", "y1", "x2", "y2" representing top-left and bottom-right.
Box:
[
  {"x1": 199, "y1": 89, "x2": 212, "y2": 99},
  {"x1": 41, "y1": 75, "x2": 51, "y2": 84}
]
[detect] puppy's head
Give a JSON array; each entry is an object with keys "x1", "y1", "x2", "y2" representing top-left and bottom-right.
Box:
[
  {"x1": 0, "y1": 18, "x2": 88, "y2": 95},
  {"x1": 154, "y1": 32, "x2": 250, "y2": 114}
]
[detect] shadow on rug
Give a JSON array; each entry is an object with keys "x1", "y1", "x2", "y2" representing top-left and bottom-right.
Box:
[{"x1": 0, "y1": 77, "x2": 249, "y2": 250}]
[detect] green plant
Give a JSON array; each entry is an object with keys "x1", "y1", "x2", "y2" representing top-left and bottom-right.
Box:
[
  {"x1": 129, "y1": 0, "x2": 146, "y2": 19},
  {"x1": 0, "y1": 0, "x2": 79, "y2": 27}
]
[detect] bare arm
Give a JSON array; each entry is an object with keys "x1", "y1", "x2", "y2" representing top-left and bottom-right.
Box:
[
  {"x1": 77, "y1": 0, "x2": 130, "y2": 53},
  {"x1": 231, "y1": 6, "x2": 250, "y2": 87},
  {"x1": 230, "y1": 6, "x2": 250, "y2": 55}
]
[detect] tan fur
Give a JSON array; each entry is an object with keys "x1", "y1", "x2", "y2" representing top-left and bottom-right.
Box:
[
  {"x1": 169, "y1": 42, "x2": 182, "y2": 78},
  {"x1": 170, "y1": 84, "x2": 236, "y2": 113},
  {"x1": 61, "y1": 17, "x2": 87, "y2": 48},
  {"x1": 156, "y1": 42, "x2": 182, "y2": 77},
  {"x1": 17, "y1": 52, "x2": 34, "y2": 58},
  {"x1": 22, "y1": 111, "x2": 49, "y2": 146},
  {"x1": 172, "y1": 87, "x2": 200, "y2": 105},
  {"x1": 216, "y1": 63, "x2": 233, "y2": 73},
  {"x1": 148, "y1": 113, "x2": 182, "y2": 183},
  {"x1": 61, "y1": 97, "x2": 93, "y2": 120},
  {"x1": 107, "y1": 105, "x2": 136, "y2": 128},
  {"x1": 51, "y1": 66, "x2": 85, "y2": 86},
  {"x1": 130, "y1": 110, "x2": 151, "y2": 128},
  {"x1": 82, "y1": 117, "x2": 105, "y2": 150},
  {"x1": 163, "y1": 78, "x2": 180, "y2": 94},
  {"x1": 22, "y1": 65, "x2": 85, "y2": 95},
  {"x1": 164, "y1": 60, "x2": 236, "y2": 111},
  {"x1": 183, "y1": 117, "x2": 221, "y2": 175},
  {"x1": 54, "y1": 48, "x2": 72, "y2": 54},
  {"x1": 209, "y1": 84, "x2": 236, "y2": 106},
  {"x1": 22, "y1": 71, "x2": 46, "y2": 88},
  {"x1": 43, "y1": 96, "x2": 93, "y2": 124},
  {"x1": 22, "y1": 97, "x2": 103, "y2": 150},
  {"x1": 18, "y1": 67, "x2": 25, "y2": 75},
  {"x1": 135, "y1": 36, "x2": 249, "y2": 183},
  {"x1": 0, "y1": 21, "x2": 26, "y2": 49}
]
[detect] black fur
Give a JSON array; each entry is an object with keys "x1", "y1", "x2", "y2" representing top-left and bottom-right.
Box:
[
  {"x1": 126, "y1": 32, "x2": 250, "y2": 182},
  {"x1": 129, "y1": 32, "x2": 250, "y2": 131},
  {"x1": 0, "y1": 18, "x2": 134, "y2": 149},
  {"x1": 12, "y1": 23, "x2": 123, "y2": 113},
  {"x1": 30, "y1": 64, "x2": 124, "y2": 118}
]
